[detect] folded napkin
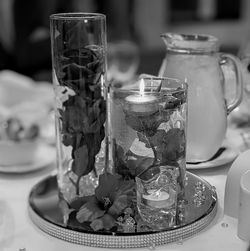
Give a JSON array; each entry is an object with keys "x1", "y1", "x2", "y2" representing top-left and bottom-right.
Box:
[
  {"x1": 0, "y1": 70, "x2": 55, "y2": 143},
  {"x1": 0, "y1": 70, "x2": 53, "y2": 106},
  {"x1": 0, "y1": 70, "x2": 53, "y2": 126}
]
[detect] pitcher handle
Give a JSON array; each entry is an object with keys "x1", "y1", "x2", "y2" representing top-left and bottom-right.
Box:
[
  {"x1": 241, "y1": 56, "x2": 250, "y2": 95},
  {"x1": 220, "y1": 53, "x2": 243, "y2": 115}
]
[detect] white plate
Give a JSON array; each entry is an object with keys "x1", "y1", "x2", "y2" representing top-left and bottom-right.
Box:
[
  {"x1": 0, "y1": 144, "x2": 55, "y2": 173},
  {"x1": 186, "y1": 147, "x2": 238, "y2": 170}
]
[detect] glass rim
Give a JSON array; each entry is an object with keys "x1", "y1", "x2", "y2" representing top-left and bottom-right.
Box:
[
  {"x1": 50, "y1": 12, "x2": 106, "y2": 21},
  {"x1": 161, "y1": 32, "x2": 219, "y2": 53},
  {"x1": 111, "y1": 76, "x2": 188, "y2": 94},
  {"x1": 161, "y1": 33, "x2": 218, "y2": 43},
  {"x1": 142, "y1": 76, "x2": 185, "y2": 83}
]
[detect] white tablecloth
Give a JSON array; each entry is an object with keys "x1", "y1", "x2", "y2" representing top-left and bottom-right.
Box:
[{"x1": 0, "y1": 163, "x2": 248, "y2": 251}]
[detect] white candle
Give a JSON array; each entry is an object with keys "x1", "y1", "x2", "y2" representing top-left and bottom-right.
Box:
[
  {"x1": 125, "y1": 79, "x2": 158, "y2": 114},
  {"x1": 142, "y1": 189, "x2": 172, "y2": 209},
  {"x1": 125, "y1": 95, "x2": 157, "y2": 104}
]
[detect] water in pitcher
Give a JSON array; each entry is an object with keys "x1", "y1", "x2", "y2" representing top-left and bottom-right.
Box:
[{"x1": 162, "y1": 53, "x2": 227, "y2": 162}]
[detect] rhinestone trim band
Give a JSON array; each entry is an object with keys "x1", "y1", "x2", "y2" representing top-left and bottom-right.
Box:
[{"x1": 29, "y1": 202, "x2": 217, "y2": 248}]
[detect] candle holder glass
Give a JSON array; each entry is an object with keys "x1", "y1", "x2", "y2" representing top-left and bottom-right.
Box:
[
  {"x1": 109, "y1": 77, "x2": 187, "y2": 228},
  {"x1": 136, "y1": 165, "x2": 178, "y2": 229}
]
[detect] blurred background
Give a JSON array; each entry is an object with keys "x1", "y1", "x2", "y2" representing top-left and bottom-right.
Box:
[
  {"x1": 1, "y1": 0, "x2": 250, "y2": 152},
  {"x1": 1, "y1": 0, "x2": 250, "y2": 81}
]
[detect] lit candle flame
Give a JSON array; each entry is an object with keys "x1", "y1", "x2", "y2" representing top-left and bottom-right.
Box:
[{"x1": 139, "y1": 78, "x2": 145, "y2": 96}]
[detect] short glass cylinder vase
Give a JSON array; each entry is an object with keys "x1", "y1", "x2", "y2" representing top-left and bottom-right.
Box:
[
  {"x1": 109, "y1": 77, "x2": 187, "y2": 228},
  {"x1": 136, "y1": 165, "x2": 178, "y2": 229},
  {"x1": 50, "y1": 13, "x2": 107, "y2": 204}
]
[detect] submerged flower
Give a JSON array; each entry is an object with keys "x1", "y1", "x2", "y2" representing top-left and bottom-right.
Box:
[{"x1": 73, "y1": 173, "x2": 135, "y2": 231}]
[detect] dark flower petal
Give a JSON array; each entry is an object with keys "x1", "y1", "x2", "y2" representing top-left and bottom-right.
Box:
[
  {"x1": 151, "y1": 128, "x2": 185, "y2": 164},
  {"x1": 85, "y1": 127, "x2": 105, "y2": 157},
  {"x1": 117, "y1": 179, "x2": 136, "y2": 197},
  {"x1": 112, "y1": 141, "x2": 132, "y2": 178},
  {"x1": 125, "y1": 111, "x2": 167, "y2": 137},
  {"x1": 127, "y1": 155, "x2": 154, "y2": 177},
  {"x1": 124, "y1": 114, "x2": 143, "y2": 133},
  {"x1": 148, "y1": 130, "x2": 165, "y2": 146},
  {"x1": 82, "y1": 99, "x2": 106, "y2": 134},
  {"x1": 89, "y1": 218, "x2": 103, "y2": 231},
  {"x1": 87, "y1": 60, "x2": 102, "y2": 72},
  {"x1": 90, "y1": 214, "x2": 116, "y2": 231},
  {"x1": 76, "y1": 200, "x2": 105, "y2": 223},
  {"x1": 54, "y1": 40, "x2": 106, "y2": 182},
  {"x1": 62, "y1": 63, "x2": 93, "y2": 81},
  {"x1": 65, "y1": 23, "x2": 92, "y2": 52},
  {"x1": 61, "y1": 96, "x2": 87, "y2": 133},
  {"x1": 63, "y1": 48, "x2": 94, "y2": 61},
  {"x1": 70, "y1": 195, "x2": 96, "y2": 210},
  {"x1": 108, "y1": 195, "x2": 128, "y2": 216},
  {"x1": 95, "y1": 173, "x2": 121, "y2": 203},
  {"x1": 72, "y1": 144, "x2": 89, "y2": 176},
  {"x1": 162, "y1": 129, "x2": 185, "y2": 162},
  {"x1": 62, "y1": 133, "x2": 75, "y2": 146}
]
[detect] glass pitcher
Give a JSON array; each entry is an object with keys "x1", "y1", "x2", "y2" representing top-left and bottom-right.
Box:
[{"x1": 159, "y1": 33, "x2": 243, "y2": 163}]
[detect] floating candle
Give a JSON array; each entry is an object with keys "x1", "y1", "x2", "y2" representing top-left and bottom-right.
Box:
[
  {"x1": 125, "y1": 79, "x2": 158, "y2": 114},
  {"x1": 142, "y1": 189, "x2": 171, "y2": 209},
  {"x1": 125, "y1": 95, "x2": 157, "y2": 104}
]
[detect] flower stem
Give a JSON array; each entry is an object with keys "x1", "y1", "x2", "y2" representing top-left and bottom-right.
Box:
[
  {"x1": 138, "y1": 135, "x2": 157, "y2": 178},
  {"x1": 75, "y1": 175, "x2": 81, "y2": 195},
  {"x1": 146, "y1": 136, "x2": 157, "y2": 166}
]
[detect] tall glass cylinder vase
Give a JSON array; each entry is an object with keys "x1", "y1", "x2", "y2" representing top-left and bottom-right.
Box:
[
  {"x1": 109, "y1": 77, "x2": 187, "y2": 229},
  {"x1": 50, "y1": 13, "x2": 107, "y2": 205}
]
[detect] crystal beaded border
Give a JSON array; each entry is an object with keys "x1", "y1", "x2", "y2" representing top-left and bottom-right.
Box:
[{"x1": 28, "y1": 200, "x2": 217, "y2": 248}]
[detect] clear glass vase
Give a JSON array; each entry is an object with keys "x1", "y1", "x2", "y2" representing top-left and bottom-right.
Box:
[
  {"x1": 50, "y1": 13, "x2": 107, "y2": 204},
  {"x1": 109, "y1": 77, "x2": 188, "y2": 229}
]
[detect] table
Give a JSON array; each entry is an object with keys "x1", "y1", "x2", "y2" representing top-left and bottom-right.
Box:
[{"x1": 0, "y1": 162, "x2": 248, "y2": 251}]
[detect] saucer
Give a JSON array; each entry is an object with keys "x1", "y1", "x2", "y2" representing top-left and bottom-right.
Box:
[
  {"x1": 0, "y1": 143, "x2": 55, "y2": 173},
  {"x1": 186, "y1": 147, "x2": 238, "y2": 169}
]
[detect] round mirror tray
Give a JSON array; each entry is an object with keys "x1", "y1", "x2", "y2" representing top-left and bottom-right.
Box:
[{"x1": 28, "y1": 172, "x2": 217, "y2": 248}]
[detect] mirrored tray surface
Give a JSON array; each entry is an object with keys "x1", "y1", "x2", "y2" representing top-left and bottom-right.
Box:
[{"x1": 28, "y1": 172, "x2": 217, "y2": 248}]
